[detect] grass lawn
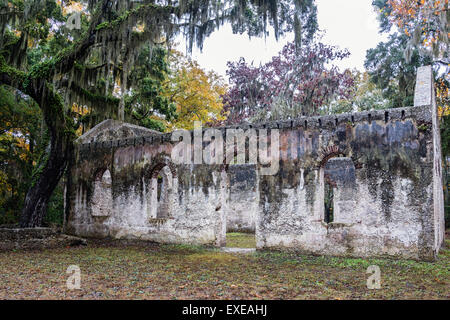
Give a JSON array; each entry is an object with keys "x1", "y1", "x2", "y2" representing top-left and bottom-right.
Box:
[
  {"x1": 226, "y1": 232, "x2": 256, "y2": 248},
  {"x1": 0, "y1": 236, "x2": 448, "y2": 300}
]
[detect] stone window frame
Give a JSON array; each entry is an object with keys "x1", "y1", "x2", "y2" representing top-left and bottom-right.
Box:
[
  {"x1": 318, "y1": 165, "x2": 334, "y2": 225},
  {"x1": 318, "y1": 155, "x2": 356, "y2": 226},
  {"x1": 146, "y1": 158, "x2": 177, "y2": 221},
  {"x1": 323, "y1": 171, "x2": 336, "y2": 224},
  {"x1": 317, "y1": 145, "x2": 343, "y2": 222},
  {"x1": 90, "y1": 167, "x2": 113, "y2": 217}
]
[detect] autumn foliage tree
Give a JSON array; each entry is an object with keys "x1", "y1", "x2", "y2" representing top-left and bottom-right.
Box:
[
  {"x1": 222, "y1": 40, "x2": 354, "y2": 124},
  {"x1": 374, "y1": 0, "x2": 449, "y2": 65},
  {"x1": 373, "y1": 0, "x2": 449, "y2": 225},
  {"x1": 162, "y1": 50, "x2": 227, "y2": 131},
  {"x1": 369, "y1": 0, "x2": 448, "y2": 115}
]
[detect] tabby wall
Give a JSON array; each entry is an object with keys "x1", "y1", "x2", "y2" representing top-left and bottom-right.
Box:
[{"x1": 65, "y1": 66, "x2": 445, "y2": 260}]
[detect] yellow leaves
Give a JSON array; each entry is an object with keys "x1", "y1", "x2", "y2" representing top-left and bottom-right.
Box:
[
  {"x1": 436, "y1": 78, "x2": 449, "y2": 119},
  {"x1": 133, "y1": 23, "x2": 145, "y2": 33},
  {"x1": 0, "y1": 170, "x2": 12, "y2": 198},
  {"x1": 27, "y1": 37, "x2": 36, "y2": 49},
  {"x1": 163, "y1": 50, "x2": 228, "y2": 131},
  {"x1": 423, "y1": 37, "x2": 431, "y2": 47},
  {"x1": 386, "y1": 0, "x2": 448, "y2": 59},
  {"x1": 16, "y1": 137, "x2": 29, "y2": 151},
  {"x1": 71, "y1": 103, "x2": 89, "y2": 116},
  {"x1": 0, "y1": 132, "x2": 31, "y2": 162},
  {"x1": 71, "y1": 103, "x2": 89, "y2": 137},
  {"x1": 438, "y1": 105, "x2": 450, "y2": 118},
  {"x1": 61, "y1": 1, "x2": 84, "y2": 15}
]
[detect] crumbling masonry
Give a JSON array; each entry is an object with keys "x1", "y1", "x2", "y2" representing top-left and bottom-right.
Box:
[{"x1": 65, "y1": 66, "x2": 445, "y2": 261}]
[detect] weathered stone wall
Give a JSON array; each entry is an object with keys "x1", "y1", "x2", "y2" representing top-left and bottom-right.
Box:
[
  {"x1": 66, "y1": 119, "x2": 228, "y2": 246},
  {"x1": 256, "y1": 107, "x2": 434, "y2": 260},
  {"x1": 66, "y1": 147, "x2": 228, "y2": 246},
  {"x1": 65, "y1": 66, "x2": 445, "y2": 261}
]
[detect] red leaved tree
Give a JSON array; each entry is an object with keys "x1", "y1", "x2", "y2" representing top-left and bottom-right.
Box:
[{"x1": 222, "y1": 41, "x2": 354, "y2": 124}]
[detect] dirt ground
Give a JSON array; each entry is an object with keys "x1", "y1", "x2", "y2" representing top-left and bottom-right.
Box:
[{"x1": 0, "y1": 232, "x2": 448, "y2": 300}]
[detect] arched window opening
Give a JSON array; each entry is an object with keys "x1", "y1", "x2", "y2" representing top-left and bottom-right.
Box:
[
  {"x1": 101, "y1": 169, "x2": 112, "y2": 185},
  {"x1": 149, "y1": 165, "x2": 173, "y2": 220},
  {"x1": 91, "y1": 169, "x2": 112, "y2": 217},
  {"x1": 157, "y1": 175, "x2": 163, "y2": 202},
  {"x1": 324, "y1": 177, "x2": 334, "y2": 223}
]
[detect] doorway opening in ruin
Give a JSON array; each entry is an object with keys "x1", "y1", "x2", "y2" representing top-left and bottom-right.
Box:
[
  {"x1": 224, "y1": 211, "x2": 256, "y2": 249},
  {"x1": 223, "y1": 164, "x2": 257, "y2": 250}
]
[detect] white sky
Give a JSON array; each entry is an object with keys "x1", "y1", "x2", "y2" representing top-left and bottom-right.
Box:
[{"x1": 176, "y1": 0, "x2": 390, "y2": 80}]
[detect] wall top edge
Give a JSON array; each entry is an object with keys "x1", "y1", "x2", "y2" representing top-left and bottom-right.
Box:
[{"x1": 76, "y1": 105, "x2": 432, "y2": 149}]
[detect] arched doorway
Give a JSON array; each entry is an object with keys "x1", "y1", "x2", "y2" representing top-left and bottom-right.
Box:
[{"x1": 148, "y1": 165, "x2": 174, "y2": 220}]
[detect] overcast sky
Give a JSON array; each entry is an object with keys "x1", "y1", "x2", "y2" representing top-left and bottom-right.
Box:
[{"x1": 176, "y1": 0, "x2": 390, "y2": 80}]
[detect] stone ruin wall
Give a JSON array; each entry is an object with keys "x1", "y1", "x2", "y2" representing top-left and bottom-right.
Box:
[{"x1": 65, "y1": 66, "x2": 445, "y2": 261}]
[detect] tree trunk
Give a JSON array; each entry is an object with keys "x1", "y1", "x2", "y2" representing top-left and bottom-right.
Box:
[
  {"x1": 0, "y1": 36, "x2": 78, "y2": 228},
  {"x1": 19, "y1": 122, "x2": 72, "y2": 228}
]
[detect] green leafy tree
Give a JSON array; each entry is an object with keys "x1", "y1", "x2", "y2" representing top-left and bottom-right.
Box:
[
  {"x1": 0, "y1": 86, "x2": 43, "y2": 224},
  {"x1": 124, "y1": 45, "x2": 176, "y2": 132},
  {"x1": 365, "y1": 33, "x2": 432, "y2": 108},
  {"x1": 321, "y1": 71, "x2": 390, "y2": 115}
]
